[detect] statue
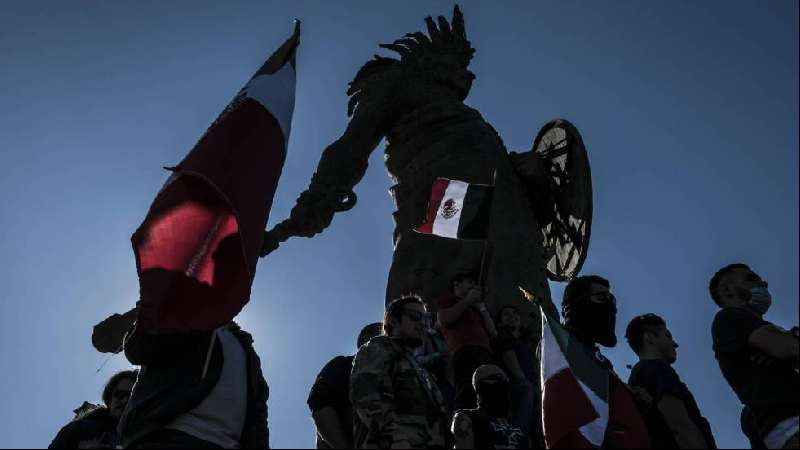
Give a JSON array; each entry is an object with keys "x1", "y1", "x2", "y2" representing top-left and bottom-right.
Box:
[{"x1": 261, "y1": 5, "x2": 593, "y2": 329}]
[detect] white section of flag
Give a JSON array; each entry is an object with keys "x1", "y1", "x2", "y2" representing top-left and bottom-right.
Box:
[
  {"x1": 431, "y1": 179, "x2": 468, "y2": 239},
  {"x1": 541, "y1": 314, "x2": 609, "y2": 448},
  {"x1": 243, "y1": 62, "x2": 296, "y2": 142}
]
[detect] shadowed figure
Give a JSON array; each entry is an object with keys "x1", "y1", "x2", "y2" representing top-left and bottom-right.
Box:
[{"x1": 262, "y1": 6, "x2": 592, "y2": 329}]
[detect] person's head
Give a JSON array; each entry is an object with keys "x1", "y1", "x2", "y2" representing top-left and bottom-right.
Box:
[
  {"x1": 562, "y1": 275, "x2": 617, "y2": 347},
  {"x1": 625, "y1": 314, "x2": 678, "y2": 364},
  {"x1": 472, "y1": 364, "x2": 511, "y2": 418},
  {"x1": 496, "y1": 305, "x2": 521, "y2": 332},
  {"x1": 102, "y1": 369, "x2": 138, "y2": 418},
  {"x1": 450, "y1": 272, "x2": 478, "y2": 299},
  {"x1": 357, "y1": 322, "x2": 383, "y2": 348},
  {"x1": 383, "y1": 295, "x2": 427, "y2": 346},
  {"x1": 709, "y1": 264, "x2": 771, "y2": 315}
]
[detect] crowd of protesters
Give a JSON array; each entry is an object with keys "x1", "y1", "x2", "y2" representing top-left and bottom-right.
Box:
[{"x1": 51, "y1": 263, "x2": 798, "y2": 449}]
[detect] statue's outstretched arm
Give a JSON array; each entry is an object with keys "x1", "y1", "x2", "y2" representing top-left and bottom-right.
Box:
[{"x1": 261, "y1": 108, "x2": 386, "y2": 255}]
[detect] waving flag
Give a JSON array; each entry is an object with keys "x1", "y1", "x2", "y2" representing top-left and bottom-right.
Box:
[
  {"x1": 414, "y1": 177, "x2": 493, "y2": 239},
  {"x1": 132, "y1": 22, "x2": 300, "y2": 333},
  {"x1": 526, "y1": 287, "x2": 650, "y2": 449}
]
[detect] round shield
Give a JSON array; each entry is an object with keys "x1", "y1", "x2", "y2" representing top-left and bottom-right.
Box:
[{"x1": 532, "y1": 119, "x2": 593, "y2": 281}]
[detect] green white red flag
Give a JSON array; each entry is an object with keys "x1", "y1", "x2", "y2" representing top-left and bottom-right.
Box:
[{"x1": 132, "y1": 22, "x2": 300, "y2": 333}]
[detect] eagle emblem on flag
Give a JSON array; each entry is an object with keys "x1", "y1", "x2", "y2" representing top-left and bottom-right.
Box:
[{"x1": 440, "y1": 199, "x2": 459, "y2": 219}]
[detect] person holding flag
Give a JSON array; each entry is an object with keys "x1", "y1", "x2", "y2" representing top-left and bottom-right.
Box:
[
  {"x1": 528, "y1": 275, "x2": 652, "y2": 449},
  {"x1": 107, "y1": 21, "x2": 302, "y2": 449}
]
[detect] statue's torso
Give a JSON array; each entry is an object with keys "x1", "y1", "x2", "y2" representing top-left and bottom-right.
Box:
[{"x1": 383, "y1": 101, "x2": 550, "y2": 330}]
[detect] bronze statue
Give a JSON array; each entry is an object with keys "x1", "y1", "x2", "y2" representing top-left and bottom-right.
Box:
[{"x1": 261, "y1": 5, "x2": 593, "y2": 328}]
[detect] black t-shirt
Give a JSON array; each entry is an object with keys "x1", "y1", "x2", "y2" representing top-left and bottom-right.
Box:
[
  {"x1": 307, "y1": 355, "x2": 354, "y2": 449},
  {"x1": 459, "y1": 408, "x2": 527, "y2": 449},
  {"x1": 492, "y1": 329, "x2": 537, "y2": 383},
  {"x1": 712, "y1": 307, "x2": 800, "y2": 435},
  {"x1": 628, "y1": 359, "x2": 716, "y2": 449}
]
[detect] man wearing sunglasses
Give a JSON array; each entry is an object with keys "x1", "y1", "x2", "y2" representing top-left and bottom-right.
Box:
[
  {"x1": 49, "y1": 370, "x2": 138, "y2": 449},
  {"x1": 554, "y1": 275, "x2": 652, "y2": 449},
  {"x1": 451, "y1": 364, "x2": 527, "y2": 449},
  {"x1": 351, "y1": 296, "x2": 449, "y2": 449}
]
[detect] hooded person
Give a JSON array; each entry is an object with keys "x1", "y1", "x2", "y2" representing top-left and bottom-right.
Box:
[{"x1": 451, "y1": 365, "x2": 527, "y2": 449}]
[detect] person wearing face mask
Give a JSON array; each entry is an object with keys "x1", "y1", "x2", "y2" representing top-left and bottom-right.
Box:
[
  {"x1": 709, "y1": 263, "x2": 799, "y2": 449},
  {"x1": 553, "y1": 275, "x2": 652, "y2": 449},
  {"x1": 625, "y1": 314, "x2": 716, "y2": 449},
  {"x1": 451, "y1": 365, "x2": 527, "y2": 449},
  {"x1": 350, "y1": 296, "x2": 449, "y2": 449}
]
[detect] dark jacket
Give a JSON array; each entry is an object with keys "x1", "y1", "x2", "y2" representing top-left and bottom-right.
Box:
[
  {"x1": 49, "y1": 407, "x2": 118, "y2": 449},
  {"x1": 118, "y1": 322, "x2": 269, "y2": 449}
]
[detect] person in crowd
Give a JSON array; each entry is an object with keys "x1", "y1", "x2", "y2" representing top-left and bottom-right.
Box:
[
  {"x1": 492, "y1": 305, "x2": 541, "y2": 445},
  {"x1": 118, "y1": 321, "x2": 269, "y2": 449},
  {"x1": 438, "y1": 273, "x2": 497, "y2": 410},
  {"x1": 49, "y1": 370, "x2": 138, "y2": 449},
  {"x1": 625, "y1": 313, "x2": 716, "y2": 449},
  {"x1": 415, "y1": 311, "x2": 456, "y2": 414},
  {"x1": 351, "y1": 295, "x2": 449, "y2": 449},
  {"x1": 709, "y1": 263, "x2": 799, "y2": 449},
  {"x1": 307, "y1": 322, "x2": 383, "y2": 449},
  {"x1": 555, "y1": 275, "x2": 652, "y2": 448},
  {"x1": 451, "y1": 364, "x2": 527, "y2": 449}
]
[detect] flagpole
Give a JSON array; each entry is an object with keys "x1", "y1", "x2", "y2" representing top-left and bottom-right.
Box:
[{"x1": 477, "y1": 169, "x2": 497, "y2": 288}]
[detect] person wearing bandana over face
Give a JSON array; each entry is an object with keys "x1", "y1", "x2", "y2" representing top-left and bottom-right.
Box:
[
  {"x1": 451, "y1": 365, "x2": 527, "y2": 449},
  {"x1": 709, "y1": 264, "x2": 799, "y2": 449},
  {"x1": 558, "y1": 275, "x2": 652, "y2": 449},
  {"x1": 350, "y1": 296, "x2": 449, "y2": 449}
]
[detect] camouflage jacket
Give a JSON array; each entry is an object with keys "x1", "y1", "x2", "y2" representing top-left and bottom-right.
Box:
[{"x1": 350, "y1": 336, "x2": 448, "y2": 449}]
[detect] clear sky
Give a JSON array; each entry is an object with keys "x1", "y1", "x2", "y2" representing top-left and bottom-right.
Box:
[{"x1": 0, "y1": 1, "x2": 797, "y2": 448}]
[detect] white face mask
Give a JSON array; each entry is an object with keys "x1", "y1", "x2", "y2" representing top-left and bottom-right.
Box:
[{"x1": 748, "y1": 287, "x2": 772, "y2": 315}]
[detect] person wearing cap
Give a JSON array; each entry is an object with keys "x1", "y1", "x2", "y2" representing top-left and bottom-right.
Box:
[
  {"x1": 708, "y1": 264, "x2": 799, "y2": 449},
  {"x1": 451, "y1": 365, "x2": 527, "y2": 449},
  {"x1": 308, "y1": 322, "x2": 383, "y2": 449},
  {"x1": 625, "y1": 314, "x2": 716, "y2": 449}
]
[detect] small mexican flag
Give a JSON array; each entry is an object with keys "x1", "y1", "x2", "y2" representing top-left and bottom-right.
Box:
[{"x1": 414, "y1": 177, "x2": 493, "y2": 240}]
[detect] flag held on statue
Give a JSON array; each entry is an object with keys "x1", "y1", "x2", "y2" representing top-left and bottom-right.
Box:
[
  {"x1": 414, "y1": 177, "x2": 493, "y2": 240},
  {"x1": 131, "y1": 22, "x2": 300, "y2": 334}
]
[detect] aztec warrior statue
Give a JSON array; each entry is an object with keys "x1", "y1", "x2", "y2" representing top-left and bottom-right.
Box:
[{"x1": 263, "y1": 6, "x2": 593, "y2": 333}]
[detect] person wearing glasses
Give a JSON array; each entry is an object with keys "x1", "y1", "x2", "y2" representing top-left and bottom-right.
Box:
[
  {"x1": 49, "y1": 369, "x2": 138, "y2": 449},
  {"x1": 350, "y1": 295, "x2": 449, "y2": 449},
  {"x1": 625, "y1": 314, "x2": 716, "y2": 449},
  {"x1": 438, "y1": 273, "x2": 498, "y2": 411},
  {"x1": 451, "y1": 364, "x2": 527, "y2": 449},
  {"x1": 557, "y1": 275, "x2": 652, "y2": 448},
  {"x1": 709, "y1": 263, "x2": 799, "y2": 449}
]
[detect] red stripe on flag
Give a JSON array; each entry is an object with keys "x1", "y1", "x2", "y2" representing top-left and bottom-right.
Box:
[
  {"x1": 608, "y1": 376, "x2": 653, "y2": 448},
  {"x1": 416, "y1": 178, "x2": 449, "y2": 234},
  {"x1": 133, "y1": 98, "x2": 287, "y2": 333},
  {"x1": 543, "y1": 368, "x2": 600, "y2": 449}
]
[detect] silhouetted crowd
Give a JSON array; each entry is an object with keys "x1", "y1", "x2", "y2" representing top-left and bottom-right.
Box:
[{"x1": 51, "y1": 263, "x2": 799, "y2": 449}]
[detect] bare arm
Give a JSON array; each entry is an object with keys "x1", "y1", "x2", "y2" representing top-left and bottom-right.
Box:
[
  {"x1": 657, "y1": 395, "x2": 709, "y2": 449},
  {"x1": 476, "y1": 303, "x2": 498, "y2": 338},
  {"x1": 311, "y1": 407, "x2": 352, "y2": 449},
  {"x1": 501, "y1": 349, "x2": 526, "y2": 380},
  {"x1": 749, "y1": 324, "x2": 800, "y2": 362},
  {"x1": 452, "y1": 411, "x2": 475, "y2": 449}
]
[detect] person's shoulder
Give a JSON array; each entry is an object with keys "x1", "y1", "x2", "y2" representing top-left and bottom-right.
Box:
[
  {"x1": 629, "y1": 359, "x2": 676, "y2": 383},
  {"x1": 438, "y1": 294, "x2": 458, "y2": 308},
  {"x1": 356, "y1": 336, "x2": 396, "y2": 359}
]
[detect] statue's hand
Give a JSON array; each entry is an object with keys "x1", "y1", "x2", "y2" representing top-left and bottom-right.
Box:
[
  {"x1": 287, "y1": 189, "x2": 338, "y2": 237},
  {"x1": 509, "y1": 150, "x2": 549, "y2": 184}
]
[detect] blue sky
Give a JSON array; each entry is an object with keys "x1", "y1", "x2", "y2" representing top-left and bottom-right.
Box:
[{"x1": 0, "y1": 1, "x2": 796, "y2": 448}]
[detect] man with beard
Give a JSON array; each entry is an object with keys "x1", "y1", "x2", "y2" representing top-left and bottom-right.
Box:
[
  {"x1": 350, "y1": 296, "x2": 449, "y2": 449},
  {"x1": 50, "y1": 370, "x2": 138, "y2": 449},
  {"x1": 554, "y1": 275, "x2": 651, "y2": 449},
  {"x1": 709, "y1": 264, "x2": 799, "y2": 449},
  {"x1": 451, "y1": 365, "x2": 527, "y2": 449}
]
